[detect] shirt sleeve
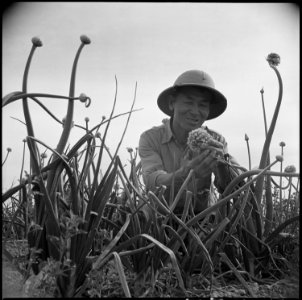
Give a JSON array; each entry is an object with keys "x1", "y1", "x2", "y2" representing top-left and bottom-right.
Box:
[{"x1": 138, "y1": 130, "x2": 167, "y2": 191}]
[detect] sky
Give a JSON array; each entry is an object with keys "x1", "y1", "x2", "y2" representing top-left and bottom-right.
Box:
[{"x1": 2, "y1": 2, "x2": 300, "y2": 192}]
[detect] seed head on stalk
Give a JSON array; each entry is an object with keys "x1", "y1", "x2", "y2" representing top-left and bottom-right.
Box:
[
  {"x1": 80, "y1": 35, "x2": 91, "y2": 45},
  {"x1": 244, "y1": 133, "x2": 252, "y2": 170},
  {"x1": 22, "y1": 37, "x2": 43, "y2": 174},
  {"x1": 55, "y1": 35, "x2": 91, "y2": 155},
  {"x1": 260, "y1": 87, "x2": 268, "y2": 136},
  {"x1": 79, "y1": 93, "x2": 91, "y2": 107},
  {"x1": 279, "y1": 141, "x2": 286, "y2": 171},
  {"x1": 266, "y1": 53, "x2": 280, "y2": 67},
  {"x1": 3, "y1": 92, "x2": 92, "y2": 107},
  {"x1": 84, "y1": 117, "x2": 90, "y2": 132},
  {"x1": 44, "y1": 36, "x2": 91, "y2": 261},
  {"x1": 254, "y1": 53, "x2": 283, "y2": 204},
  {"x1": 41, "y1": 152, "x2": 47, "y2": 159},
  {"x1": 278, "y1": 141, "x2": 286, "y2": 209},
  {"x1": 284, "y1": 165, "x2": 296, "y2": 173},
  {"x1": 279, "y1": 141, "x2": 286, "y2": 149},
  {"x1": 2, "y1": 147, "x2": 12, "y2": 166},
  {"x1": 275, "y1": 155, "x2": 283, "y2": 162},
  {"x1": 127, "y1": 147, "x2": 134, "y2": 153}
]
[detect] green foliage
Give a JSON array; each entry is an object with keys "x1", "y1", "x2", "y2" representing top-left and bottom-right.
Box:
[{"x1": 2, "y1": 39, "x2": 299, "y2": 298}]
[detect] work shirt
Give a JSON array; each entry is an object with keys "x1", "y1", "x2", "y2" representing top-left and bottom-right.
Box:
[{"x1": 138, "y1": 118, "x2": 239, "y2": 212}]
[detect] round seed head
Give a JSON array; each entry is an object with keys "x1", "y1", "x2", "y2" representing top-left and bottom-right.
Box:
[
  {"x1": 275, "y1": 155, "x2": 283, "y2": 162},
  {"x1": 79, "y1": 93, "x2": 91, "y2": 107},
  {"x1": 31, "y1": 37, "x2": 43, "y2": 47},
  {"x1": 266, "y1": 53, "x2": 280, "y2": 67},
  {"x1": 79, "y1": 93, "x2": 88, "y2": 102},
  {"x1": 41, "y1": 152, "x2": 47, "y2": 159},
  {"x1": 284, "y1": 165, "x2": 296, "y2": 173},
  {"x1": 279, "y1": 141, "x2": 286, "y2": 147},
  {"x1": 127, "y1": 147, "x2": 133, "y2": 153},
  {"x1": 80, "y1": 35, "x2": 91, "y2": 44},
  {"x1": 95, "y1": 132, "x2": 102, "y2": 139}
]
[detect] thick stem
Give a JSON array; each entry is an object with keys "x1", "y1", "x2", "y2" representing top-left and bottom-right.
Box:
[
  {"x1": 260, "y1": 88, "x2": 268, "y2": 136},
  {"x1": 56, "y1": 43, "x2": 85, "y2": 155},
  {"x1": 260, "y1": 89, "x2": 274, "y2": 237},
  {"x1": 279, "y1": 146, "x2": 284, "y2": 215},
  {"x1": 22, "y1": 45, "x2": 40, "y2": 174},
  {"x1": 254, "y1": 65, "x2": 283, "y2": 204},
  {"x1": 245, "y1": 138, "x2": 251, "y2": 171},
  {"x1": 263, "y1": 169, "x2": 273, "y2": 237},
  {"x1": 3, "y1": 92, "x2": 86, "y2": 107}
]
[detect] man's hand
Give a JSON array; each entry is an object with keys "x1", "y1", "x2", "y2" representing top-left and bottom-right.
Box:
[
  {"x1": 179, "y1": 141, "x2": 224, "y2": 180},
  {"x1": 191, "y1": 149, "x2": 218, "y2": 179}
]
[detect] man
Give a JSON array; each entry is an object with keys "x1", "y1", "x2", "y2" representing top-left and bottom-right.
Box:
[{"x1": 139, "y1": 70, "x2": 240, "y2": 214}]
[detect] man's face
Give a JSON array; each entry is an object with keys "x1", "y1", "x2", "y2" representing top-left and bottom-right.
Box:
[{"x1": 169, "y1": 86, "x2": 211, "y2": 132}]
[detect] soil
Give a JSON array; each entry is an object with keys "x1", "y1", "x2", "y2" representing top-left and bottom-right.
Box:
[
  {"x1": 2, "y1": 255, "x2": 26, "y2": 298},
  {"x1": 2, "y1": 253, "x2": 55, "y2": 299},
  {"x1": 2, "y1": 243, "x2": 300, "y2": 298}
]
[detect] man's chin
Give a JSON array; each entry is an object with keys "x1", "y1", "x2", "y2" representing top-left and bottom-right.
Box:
[
  {"x1": 182, "y1": 119, "x2": 204, "y2": 132},
  {"x1": 187, "y1": 123, "x2": 202, "y2": 131}
]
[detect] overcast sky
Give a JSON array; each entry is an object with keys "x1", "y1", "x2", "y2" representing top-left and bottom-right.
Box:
[{"x1": 2, "y1": 2, "x2": 300, "y2": 191}]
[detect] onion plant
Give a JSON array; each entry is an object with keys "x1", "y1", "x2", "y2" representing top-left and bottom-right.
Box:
[{"x1": 2, "y1": 41, "x2": 299, "y2": 298}]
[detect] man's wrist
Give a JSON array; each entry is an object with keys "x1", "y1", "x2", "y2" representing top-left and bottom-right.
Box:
[{"x1": 176, "y1": 166, "x2": 191, "y2": 180}]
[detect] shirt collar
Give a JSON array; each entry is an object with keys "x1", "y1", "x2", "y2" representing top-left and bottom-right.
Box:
[{"x1": 161, "y1": 118, "x2": 174, "y2": 144}]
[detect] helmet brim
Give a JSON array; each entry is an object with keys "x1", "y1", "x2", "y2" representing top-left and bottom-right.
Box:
[{"x1": 157, "y1": 84, "x2": 227, "y2": 120}]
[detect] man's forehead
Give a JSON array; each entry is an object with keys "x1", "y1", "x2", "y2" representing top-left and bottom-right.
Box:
[{"x1": 178, "y1": 86, "x2": 211, "y2": 98}]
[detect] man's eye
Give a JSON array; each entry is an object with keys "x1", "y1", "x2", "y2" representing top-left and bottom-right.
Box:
[{"x1": 198, "y1": 102, "x2": 209, "y2": 108}]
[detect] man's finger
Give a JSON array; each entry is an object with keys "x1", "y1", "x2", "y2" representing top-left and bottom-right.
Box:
[{"x1": 207, "y1": 139, "x2": 223, "y2": 148}]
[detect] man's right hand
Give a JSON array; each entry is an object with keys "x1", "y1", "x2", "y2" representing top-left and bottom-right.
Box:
[{"x1": 179, "y1": 147, "x2": 222, "y2": 180}]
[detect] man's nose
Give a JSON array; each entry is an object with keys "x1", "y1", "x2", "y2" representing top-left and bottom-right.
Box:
[{"x1": 189, "y1": 102, "x2": 200, "y2": 114}]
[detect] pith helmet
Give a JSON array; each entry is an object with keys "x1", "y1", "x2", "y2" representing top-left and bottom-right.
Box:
[{"x1": 157, "y1": 70, "x2": 227, "y2": 120}]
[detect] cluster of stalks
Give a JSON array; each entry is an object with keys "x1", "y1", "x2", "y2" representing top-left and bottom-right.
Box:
[{"x1": 2, "y1": 39, "x2": 299, "y2": 298}]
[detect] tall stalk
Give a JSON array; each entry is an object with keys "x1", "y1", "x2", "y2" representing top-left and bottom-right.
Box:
[
  {"x1": 260, "y1": 88, "x2": 273, "y2": 237},
  {"x1": 254, "y1": 53, "x2": 283, "y2": 205},
  {"x1": 2, "y1": 147, "x2": 12, "y2": 166},
  {"x1": 22, "y1": 37, "x2": 43, "y2": 175},
  {"x1": 46, "y1": 35, "x2": 91, "y2": 204},
  {"x1": 244, "y1": 134, "x2": 251, "y2": 171},
  {"x1": 44, "y1": 35, "x2": 91, "y2": 260},
  {"x1": 57, "y1": 35, "x2": 91, "y2": 155},
  {"x1": 279, "y1": 141, "x2": 285, "y2": 217}
]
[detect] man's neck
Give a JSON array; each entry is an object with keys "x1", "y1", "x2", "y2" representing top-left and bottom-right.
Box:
[{"x1": 170, "y1": 118, "x2": 188, "y2": 146}]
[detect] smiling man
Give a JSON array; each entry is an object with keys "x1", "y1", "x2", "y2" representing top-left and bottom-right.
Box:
[{"x1": 138, "y1": 70, "x2": 239, "y2": 214}]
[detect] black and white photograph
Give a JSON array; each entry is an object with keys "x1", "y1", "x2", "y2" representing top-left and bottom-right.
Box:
[{"x1": 2, "y1": 2, "x2": 299, "y2": 298}]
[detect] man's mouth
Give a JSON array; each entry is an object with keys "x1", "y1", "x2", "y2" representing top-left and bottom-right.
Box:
[{"x1": 186, "y1": 117, "x2": 200, "y2": 125}]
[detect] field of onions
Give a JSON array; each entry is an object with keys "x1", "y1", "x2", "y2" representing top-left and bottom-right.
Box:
[{"x1": 2, "y1": 36, "x2": 299, "y2": 298}]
